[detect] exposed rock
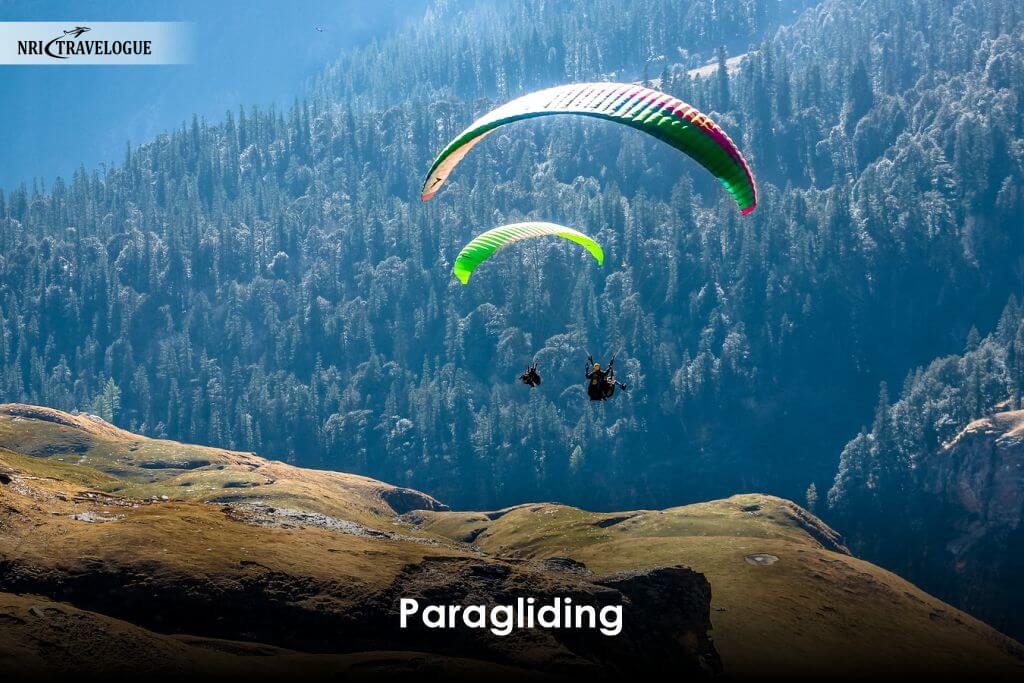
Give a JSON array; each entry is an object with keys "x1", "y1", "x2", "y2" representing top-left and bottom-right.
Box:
[
  {"x1": 596, "y1": 566, "x2": 721, "y2": 676},
  {"x1": 932, "y1": 411, "x2": 1024, "y2": 536},
  {"x1": 917, "y1": 411, "x2": 1024, "y2": 637},
  {"x1": 227, "y1": 502, "x2": 392, "y2": 538},
  {"x1": 378, "y1": 485, "x2": 449, "y2": 515},
  {"x1": 0, "y1": 554, "x2": 718, "y2": 678},
  {"x1": 70, "y1": 512, "x2": 122, "y2": 523},
  {"x1": 377, "y1": 557, "x2": 720, "y2": 677}
]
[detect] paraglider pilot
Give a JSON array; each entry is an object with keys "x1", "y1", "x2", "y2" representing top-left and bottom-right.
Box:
[
  {"x1": 585, "y1": 355, "x2": 627, "y2": 400},
  {"x1": 520, "y1": 363, "x2": 542, "y2": 388}
]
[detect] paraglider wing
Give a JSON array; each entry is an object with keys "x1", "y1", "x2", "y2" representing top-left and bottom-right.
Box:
[
  {"x1": 452, "y1": 222, "x2": 604, "y2": 284},
  {"x1": 422, "y1": 82, "x2": 757, "y2": 215}
]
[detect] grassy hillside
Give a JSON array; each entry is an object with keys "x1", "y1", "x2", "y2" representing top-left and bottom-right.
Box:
[
  {"x1": 411, "y1": 497, "x2": 1024, "y2": 677},
  {"x1": 0, "y1": 404, "x2": 1020, "y2": 678},
  {"x1": 0, "y1": 404, "x2": 718, "y2": 678}
]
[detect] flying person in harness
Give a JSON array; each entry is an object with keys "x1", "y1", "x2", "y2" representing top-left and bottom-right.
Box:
[
  {"x1": 585, "y1": 355, "x2": 627, "y2": 401},
  {"x1": 520, "y1": 363, "x2": 542, "y2": 388}
]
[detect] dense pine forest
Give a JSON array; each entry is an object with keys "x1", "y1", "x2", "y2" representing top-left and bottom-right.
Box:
[{"x1": 1, "y1": 0, "x2": 1022, "y2": 518}]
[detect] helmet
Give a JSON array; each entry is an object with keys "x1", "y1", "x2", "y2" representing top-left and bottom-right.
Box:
[{"x1": 593, "y1": 363, "x2": 601, "y2": 371}]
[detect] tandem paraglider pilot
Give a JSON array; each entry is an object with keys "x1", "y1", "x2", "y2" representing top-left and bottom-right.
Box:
[{"x1": 585, "y1": 356, "x2": 627, "y2": 401}]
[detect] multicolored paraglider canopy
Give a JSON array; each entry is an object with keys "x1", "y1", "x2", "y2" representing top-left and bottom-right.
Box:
[
  {"x1": 453, "y1": 222, "x2": 604, "y2": 284},
  {"x1": 422, "y1": 82, "x2": 757, "y2": 215}
]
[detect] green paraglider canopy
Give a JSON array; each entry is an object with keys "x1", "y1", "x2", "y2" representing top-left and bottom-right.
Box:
[
  {"x1": 422, "y1": 82, "x2": 757, "y2": 215},
  {"x1": 453, "y1": 222, "x2": 604, "y2": 284}
]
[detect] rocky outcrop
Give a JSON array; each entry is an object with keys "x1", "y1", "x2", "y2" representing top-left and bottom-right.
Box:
[
  {"x1": 594, "y1": 566, "x2": 720, "y2": 676},
  {"x1": 378, "y1": 485, "x2": 450, "y2": 514},
  {"x1": 0, "y1": 553, "x2": 717, "y2": 679},
  {"x1": 382, "y1": 557, "x2": 719, "y2": 677},
  {"x1": 931, "y1": 411, "x2": 1024, "y2": 540},
  {"x1": 916, "y1": 411, "x2": 1024, "y2": 636}
]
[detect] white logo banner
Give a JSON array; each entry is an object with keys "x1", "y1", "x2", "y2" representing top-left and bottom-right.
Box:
[{"x1": 0, "y1": 22, "x2": 193, "y2": 65}]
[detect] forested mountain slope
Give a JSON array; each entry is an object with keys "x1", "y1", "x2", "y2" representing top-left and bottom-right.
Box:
[
  {"x1": 313, "y1": 0, "x2": 816, "y2": 105},
  {"x1": 829, "y1": 297, "x2": 1024, "y2": 638},
  {"x1": 0, "y1": 0, "x2": 1021, "y2": 511}
]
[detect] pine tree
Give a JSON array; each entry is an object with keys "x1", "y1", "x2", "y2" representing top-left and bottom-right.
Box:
[
  {"x1": 805, "y1": 482, "x2": 818, "y2": 511},
  {"x1": 716, "y1": 45, "x2": 730, "y2": 111}
]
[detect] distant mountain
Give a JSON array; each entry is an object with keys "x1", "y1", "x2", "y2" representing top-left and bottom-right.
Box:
[{"x1": 1, "y1": 404, "x2": 1021, "y2": 677}]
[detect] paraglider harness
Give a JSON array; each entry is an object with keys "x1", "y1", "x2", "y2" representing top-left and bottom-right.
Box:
[
  {"x1": 585, "y1": 355, "x2": 627, "y2": 401},
  {"x1": 520, "y1": 363, "x2": 542, "y2": 388}
]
